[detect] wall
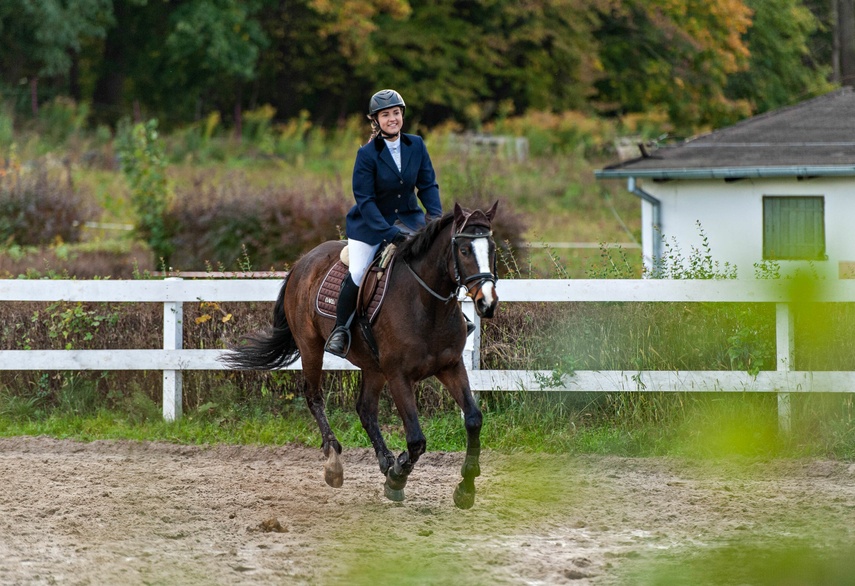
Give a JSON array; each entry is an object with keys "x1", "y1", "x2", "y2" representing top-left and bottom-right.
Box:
[{"x1": 636, "y1": 177, "x2": 855, "y2": 279}]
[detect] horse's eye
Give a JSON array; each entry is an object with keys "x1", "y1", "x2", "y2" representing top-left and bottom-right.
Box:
[{"x1": 460, "y1": 245, "x2": 470, "y2": 256}]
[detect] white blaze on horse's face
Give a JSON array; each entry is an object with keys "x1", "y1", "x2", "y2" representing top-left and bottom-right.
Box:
[{"x1": 472, "y1": 237, "x2": 496, "y2": 308}]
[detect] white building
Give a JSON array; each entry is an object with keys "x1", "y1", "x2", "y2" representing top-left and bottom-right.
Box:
[{"x1": 596, "y1": 88, "x2": 855, "y2": 279}]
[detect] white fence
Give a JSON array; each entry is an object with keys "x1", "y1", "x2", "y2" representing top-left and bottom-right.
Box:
[{"x1": 3, "y1": 278, "x2": 855, "y2": 430}]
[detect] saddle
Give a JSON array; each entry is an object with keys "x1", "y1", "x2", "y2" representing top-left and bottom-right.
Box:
[{"x1": 316, "y1": 243, "x2": 397, "y2": 324}]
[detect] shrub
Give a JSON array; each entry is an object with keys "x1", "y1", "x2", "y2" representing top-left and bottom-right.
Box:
[
  {"x1": 36, "y1": 97, "x2": 89, "y2": 147},
  {"x1": 0, "y1": 163, "x2": 91, "y2": 246},
  {"x1": 169, "y1": 174, "x2": 350, "y2": 270},
  {"x1": 116, "y1": 118, "x2": 175, "y2": 266}
]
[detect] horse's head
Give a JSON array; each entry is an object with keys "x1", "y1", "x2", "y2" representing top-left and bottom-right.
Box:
[{"x1": 451, "y1": 201, "x2": 499, "y2": 318}]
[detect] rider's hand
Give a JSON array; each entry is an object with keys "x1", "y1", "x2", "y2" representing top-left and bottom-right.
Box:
[{"x1": 392, "y1": 231, "x2": 408, "y2": 246}]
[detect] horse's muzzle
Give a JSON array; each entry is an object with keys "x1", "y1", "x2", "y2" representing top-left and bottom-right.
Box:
[{"x1": 474, "y1": 282, "x2": 498, "y2": 318}]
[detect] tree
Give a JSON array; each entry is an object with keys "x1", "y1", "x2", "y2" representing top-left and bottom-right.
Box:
[
  {"x1": 365, "y1": 0, "x2": 601, "y2": 126},
  {"x1": 594, "y1": 0, "x2": 754, "y2": 133},
  {"x1": 727, "y1": 0, "x2": 834, "y2": 115},
  {"x1": 0, "y1": 0, "x2": 112, "y2": 114},
  {"x1": 162, "y1": 0, "x2": 268, "y2": 135},
  {"x1": 253, "y1": 0, "x2": 411, "y2": 123},
  {"x1": 836, "y1": 0, "x2": 855, "y2": 85}
]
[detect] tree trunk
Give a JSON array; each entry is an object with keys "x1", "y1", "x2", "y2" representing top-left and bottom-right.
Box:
[
  {"x1": 69, "y1": 50, "x2": 81, "y2": 102},
  {"x1": 234, "y1": 86, "x2": 243, "y2": 142},
  {"x1": 30, "y1": 77, "x2": 38, "y2": 116},
  {"x1": 832, "y1": 0, "x2": 841, "y2": 83},
  {"x1": 840, "y1": 0, "x2": 855, "y2": 86}
]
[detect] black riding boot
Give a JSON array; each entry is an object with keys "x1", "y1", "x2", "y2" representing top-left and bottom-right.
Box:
[
  {"x1": 464, "y1": 314, "x2": 477, "y2": 337},
  {"x1": 325, "y1": 275, "x2": 359, "y2": 357}
]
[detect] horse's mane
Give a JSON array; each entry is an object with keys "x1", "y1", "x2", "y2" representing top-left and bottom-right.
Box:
[{"x1": 396, "y1": 212, "x2": 455, "y2": 263}]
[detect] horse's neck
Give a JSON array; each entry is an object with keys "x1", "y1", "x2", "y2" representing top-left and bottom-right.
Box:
[{"x1": 409, "y1": 229, "x2": 456, "y2": 300}]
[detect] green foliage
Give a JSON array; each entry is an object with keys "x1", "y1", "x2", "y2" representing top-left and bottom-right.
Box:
[
  {"x1": 163, "y1": 0, "x2": 268, "y2": 104},
  {"x1": 3, "y1": 389, "x2": 855, "y2": 458},
  {"x1": 1, "y1": 0, "x2": 839, "y2": 136},
  {"x1": 594, "y1": 0, "x2": 754, "y2": 133},
  {"x1": 115, "y1": 119, "x2": 175, "y2": 266},
  {"x1": 0, "y1": 0, "x2": 112, "y2": 79},
  {"x1": 366, "y1": 0, "x2": 597, "y2": 123},
  {"x1": 0, "y1": 105, "x2": 14, "y2": 146},
  {"x1": 35, "y1": 97, "x2": 90, "y2": 146},
  {"x1": 38, "y1": 301, "x2": 120, "y2": 350},
  {"x1": 726, "y1": 0, "x2": 835, "y2": 114},
  {"x1": 647, "y1": 222, "x2": 737, "y2": 280}
]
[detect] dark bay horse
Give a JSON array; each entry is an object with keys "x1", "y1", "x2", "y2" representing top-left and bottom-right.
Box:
[{"x1": 222, "y1": 202, "x2": 499, "y2": 509}]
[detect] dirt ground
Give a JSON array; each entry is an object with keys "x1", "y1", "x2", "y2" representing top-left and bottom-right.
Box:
[{"x1": 1, "y1": 436, "x2": 855, "y2": 585}]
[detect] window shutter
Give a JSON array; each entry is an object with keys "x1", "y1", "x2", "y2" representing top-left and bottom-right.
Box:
[{"x1": 763, "y1": 196, "x2": 825, "y2": 260}]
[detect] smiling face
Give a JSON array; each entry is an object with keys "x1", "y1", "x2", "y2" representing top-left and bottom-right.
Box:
[{"x1": 376, "y1": 106, "x2": 403, "y2": 136}]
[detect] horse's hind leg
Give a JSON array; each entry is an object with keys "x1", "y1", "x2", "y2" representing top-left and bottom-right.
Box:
[
  {"x1": 302, "y1": 348, "x2": 343, "y2": 488},
  {"x1": 436, "y1": 363, "x2": 482, "y2": 509}
]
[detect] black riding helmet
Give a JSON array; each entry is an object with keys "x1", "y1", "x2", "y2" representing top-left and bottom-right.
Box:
[{"x1": 369, "y1": 89, "x2": 406, "y2": 116}]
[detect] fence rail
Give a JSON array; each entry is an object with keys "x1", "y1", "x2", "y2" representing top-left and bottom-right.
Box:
[{"x1": 3, "y1": 278, "x2": 855, "y2": 429}]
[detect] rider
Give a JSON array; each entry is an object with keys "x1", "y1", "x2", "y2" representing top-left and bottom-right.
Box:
[{"x1": 324, "y1": 89, "x2": 443, "y2": 357}]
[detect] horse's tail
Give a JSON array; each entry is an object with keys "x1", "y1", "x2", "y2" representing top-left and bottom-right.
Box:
[{"x1": 220, "y1": 277, "x2": 300, "y2": 370}]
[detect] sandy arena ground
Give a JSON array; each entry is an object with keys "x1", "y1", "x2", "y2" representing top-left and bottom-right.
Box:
[{"x1": 1, "y1": 436, "x2": 854, "y2": 585}]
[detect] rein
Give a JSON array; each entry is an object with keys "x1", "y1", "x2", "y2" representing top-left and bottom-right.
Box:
[
  {"x1": 403, "y1": 261, "x2": 458, "y2": 303},
  {"x1": 402, "y1": 219, "x2": 497, "y2": 303}
]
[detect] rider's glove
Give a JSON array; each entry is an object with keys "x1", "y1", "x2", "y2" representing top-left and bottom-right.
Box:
[{"x1": 391, "y1": 231, "x2": 408, "y2": 246}]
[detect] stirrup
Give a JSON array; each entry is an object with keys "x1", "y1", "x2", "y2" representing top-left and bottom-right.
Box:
[
  {"x1": 464, "y1": 315, "x2": 476, "y2": 337},
  {"x1": 325, "y1": 326, "x2": 352, "y2": 358}
]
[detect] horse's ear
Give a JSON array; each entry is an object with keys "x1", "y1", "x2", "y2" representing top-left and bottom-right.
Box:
[
  {"x1": 453, "y1": 202, "x2": 467, "y2": 225},
  {"x1": 485, "y1": 200, "x2": 499, "y2": 221}
]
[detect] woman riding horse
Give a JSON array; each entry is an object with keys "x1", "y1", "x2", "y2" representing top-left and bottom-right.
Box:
[
  {"x1": 223, "y1": 199, "x2": 500, "y2": 509},
  {"x1": 325, "y1": 89, "x2": 443, "y2": 358}
]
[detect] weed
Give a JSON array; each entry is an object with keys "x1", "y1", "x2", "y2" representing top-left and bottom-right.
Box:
[{"x1": 116, "y1": 118, "x2": 175, "y2": 265}]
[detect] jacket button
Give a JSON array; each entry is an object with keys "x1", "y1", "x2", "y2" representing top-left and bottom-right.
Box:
[
  {"x1": 398, "y1": 194, "x2": 401, "y2": 198},
  {"x1": 400, "y1": 180, "x2": 403, "y2": 184},
  {"x1": 394, "y1": 209, "x2": 398, "y2": 213}
]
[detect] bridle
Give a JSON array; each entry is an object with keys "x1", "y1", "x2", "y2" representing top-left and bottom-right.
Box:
[
  {"x1": 403, "y1": 218, "x2": 498, "y2": 303},
  {"x1": 451, "y1": 224, "x2": 498, "y2": 300}
]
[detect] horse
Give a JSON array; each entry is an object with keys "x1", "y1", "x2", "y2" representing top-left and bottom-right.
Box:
[{"x1": 221, "y1": 202, "x2": 499, "y2": 509}]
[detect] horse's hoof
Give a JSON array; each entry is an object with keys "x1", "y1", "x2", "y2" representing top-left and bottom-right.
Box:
[
  {"x1": 384, "y1": 481, "x2": 405, "y2": 502},
  {"x1": 453, "y1": 482, "x2": 475, "y2": 510},
  {"x1": 324, "y1": 450, "x2": 344, "y2": 488}
]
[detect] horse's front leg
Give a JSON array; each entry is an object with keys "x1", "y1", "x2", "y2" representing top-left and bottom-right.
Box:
[
  {"x1": 356, "y1": 369, "x2": 396, "y2": 477},
  {"x1": 382, "y1": 375, "x2": 426, "y2": 502},
  {"x1": 436, "y1": 363, "x2": 482, "y2": 509}
]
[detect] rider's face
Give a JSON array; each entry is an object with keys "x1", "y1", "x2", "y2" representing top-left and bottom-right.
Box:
[{"x1": 377, "y1": 107, "x2": 403, "y2": 136}]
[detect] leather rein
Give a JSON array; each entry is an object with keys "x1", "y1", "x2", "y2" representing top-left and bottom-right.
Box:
[{"x1": 403, "y1": 219, "x2": 497, "y2": 304}]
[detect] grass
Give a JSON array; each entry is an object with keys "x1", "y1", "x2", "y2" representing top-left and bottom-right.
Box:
[
  {"x1": 2, "y1": 388, "x2": 855, "y2": 459},
  {"x1": 621, "y1": 542, "x2": 855, "y2": 586}
]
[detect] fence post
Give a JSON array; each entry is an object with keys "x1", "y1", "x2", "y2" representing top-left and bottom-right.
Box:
[
  {"x1": 461, "y1": 298, "x2": 481, "y2": 372},
  {"x1": 776, "y1": 302, "x2": 794, "y2": 434},
  {"x1": 163, "y1": 278, "x2": 183, "y2": 421}
]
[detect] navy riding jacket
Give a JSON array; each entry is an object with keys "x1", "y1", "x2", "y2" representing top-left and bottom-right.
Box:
[{"x1": 345, "y1": 133, "x2": 442, "y2": 245}]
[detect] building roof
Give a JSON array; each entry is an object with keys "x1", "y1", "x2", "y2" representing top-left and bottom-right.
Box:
[{"x1": 595, "y1": 88, "x2": 855, "y2": 180}]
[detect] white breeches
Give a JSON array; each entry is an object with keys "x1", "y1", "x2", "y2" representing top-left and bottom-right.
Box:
[{"x1": 347, "y1": 239, "x2": 381, "y2": 285}]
